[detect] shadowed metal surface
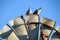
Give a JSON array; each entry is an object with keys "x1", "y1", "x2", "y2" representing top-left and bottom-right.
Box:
[
  {"x1": 40, "y1": 17, "x2": 56, "y2": 40},
  {"x1": 0, "y1": 24, "x2": 13, "y2": 39},
  {"x1": 51, "y1": 26, "x2": 60, "y2": 40}
]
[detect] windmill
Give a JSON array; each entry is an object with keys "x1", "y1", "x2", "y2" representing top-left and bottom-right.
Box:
[{"x1": 0, "y1": 8, "x2": 60, "y2": 40}]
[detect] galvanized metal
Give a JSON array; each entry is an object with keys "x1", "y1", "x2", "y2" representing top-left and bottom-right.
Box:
[
  {"x1": 0, "y1": 24, "x2": 12, "y2": 39},
  {"x1": 9, "y1": 16, "x2": 28, "y2": 40}
]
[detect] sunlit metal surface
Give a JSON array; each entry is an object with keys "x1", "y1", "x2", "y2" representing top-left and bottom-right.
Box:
[{"x1": 7, "y1": 32, "x2": 19, "y2": 40}]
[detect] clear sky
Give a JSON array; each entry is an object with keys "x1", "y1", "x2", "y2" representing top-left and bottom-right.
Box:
[{"x1": 0, "y1": 0, "x2": 60, "y2": 29}]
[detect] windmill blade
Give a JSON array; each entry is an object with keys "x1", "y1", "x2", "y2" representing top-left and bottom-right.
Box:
[
  {"x1": 41, "y1": 17, "x2": 56, "y2": 27},
  {"x1": 7, "y1": 32, "x2": 19, "y2": 40},
  {"x1": 28, "y1": 14, "x2": 40, "y2": 40},
  {"x1": 25, "y1": 11, "x2": 40, "y2": 40},
  {"x1": 0, "y1": 24, "x2": 12, "y2": 39},
  {"x1": 40, "y1": 17, "x2": 56, "y2": 40},
  {"x1": 25, "y1": 8, "x2": 32, "y2": 24},
  {"x1": 28, "y1": 14, "x2": 39, "y2": 23},
  {"x1": 9, "y1": 16, "x2": 28, "y2": 40},
  {"x1": 51, "y1": 26, "x2": 60, "y2": 40},
  {"x1": 9, "y1": 16, "x2": 24, "y2": 26},
  {"x1": 25, "y1": 8, "x2": 32, "y2": 23},
  {"x1": 25, "y1": 8, "x2": 41, "y2": 40},
  {"x1": 14, "y1": 16, "x2": 24, "y2": 26},
  {"x1": 25, "y1": 8, "x2": 33, "y2": 37}
]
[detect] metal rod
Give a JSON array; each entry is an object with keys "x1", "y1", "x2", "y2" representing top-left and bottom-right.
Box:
[
  {"x1": 47, "y1": 22, "x2": 56, "y2": 40},
  {"x1": 11, "y1": 21, "x2": 60, "y2": 34},
  {"x1": 38, "y1": 15, "x2": 40, "y2": 40},
  {"x1": 6, "y1": 24, "x2": 19, "y2": 39}
]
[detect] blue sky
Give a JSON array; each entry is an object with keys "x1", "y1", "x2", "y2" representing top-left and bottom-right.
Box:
[{"x1": 0, "y1": 0, "x2": 60, "y2": 29}]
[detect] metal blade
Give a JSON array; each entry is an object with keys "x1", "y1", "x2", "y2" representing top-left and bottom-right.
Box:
[
  {"x1": 40, "y1": 17, "x2": 56, "y2": 40},
  {"x1": 13, "y1": 17, "x2": 28, "y2": 40},
  {"x1": 7, "y1": 32, "x2": 19, "y2": 40},
  {"x1": 0, "y1": 24, "x2": 12, "y2": 39}
]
